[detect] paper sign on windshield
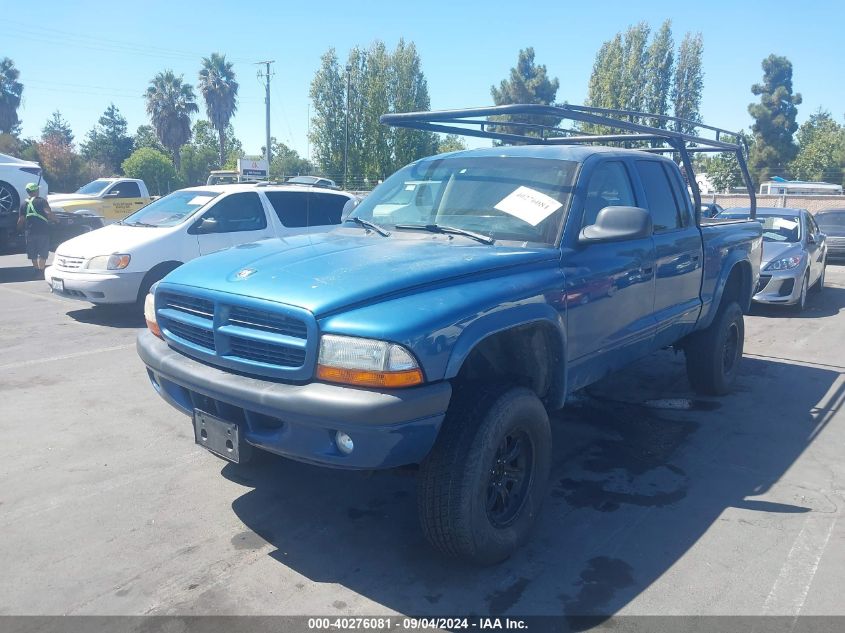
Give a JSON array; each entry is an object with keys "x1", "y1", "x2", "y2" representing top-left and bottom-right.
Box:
[
  {"x1": 494, "y1": 186, "x2": 562, "y2": 226},
  {"x1": 773, "y1": 218, "x2": 798, "y2": 230},
  {"x1": 188, "y1": 195, "x2": 214, "y2": 206}
]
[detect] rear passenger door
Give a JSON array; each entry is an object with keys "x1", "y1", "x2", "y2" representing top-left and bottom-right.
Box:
[
  {"x1": 264, "y1": 191, "x2": 347, "y2": 236},
  {"x1": 634, "y1": 160, "x2": 703, "y2": 348}
]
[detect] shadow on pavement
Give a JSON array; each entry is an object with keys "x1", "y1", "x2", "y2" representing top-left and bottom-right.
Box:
[
  {"x1": 0, "y1": 265, "x2": 40, "y2": 284},
  {"x1": 221, "y1": 349, "x2": 841, "y2": 621},
  {"x1": 66, "y1": 304, "x2": 145, "y2": 329}
]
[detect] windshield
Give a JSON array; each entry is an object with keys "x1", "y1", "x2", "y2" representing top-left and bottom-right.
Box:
[
  {"x1": 76, "y1": 180, "x2": 111, "y2": 195},
  {"x1": 720, "y1": 212, "x2": 802, "y2": 243},
  {"x1": 816, "y1": 213, "x2": 845, "y2": 230},
  {"x1": 350, "y1": 156, "x2": 578, "y2": 245},
  {"x1": 121, "y1": 190, "x2": 220, "y2": 227}
]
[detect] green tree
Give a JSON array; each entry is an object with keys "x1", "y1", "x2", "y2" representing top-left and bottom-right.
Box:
[
  {"x1": 309, "y1": 49, "x2": 346, "y2": 183},
  {"x1": 490, "y1": 47, "x2": 561, "y2": 139},
  {"x1": 621, "y1": 23, "x2": 650, "y2": 114},
  {"x1": 644, "y1": 20, "x2": 674, "y2": 129},
  {"x1": 178, "y1": 120, "x2": 244, "y2": 185},
  {"x1": 145, "y1": 70, "x2": 198, "y2": 171},
  {"x1": 0, "y1": 57, "x2": 23, "y2": 134},
  {"x1": 672, "y1": 33, "x2": 704, "y2": 133},
  {"x1": 122, "y1": 147, "x2": 178, "y2": 196},
  {"x1": 586, "y1": 35, "x2": 624, "y2": 112},
  {"x1": 81, "y1": 104, "x2": 134, "y2": 174},
  {"x1": 266, "y1": 138, "x2": 313, "y2": 179},
  {"x1": 133, "y1": 125, "x2": 166, "y2": 153},
  {"x1": 42, "y1": 110, "x2": 74, "y2": 147},
  {"x1": 437, "y1": 134, "x2": 467, "y2": 154},
  {"x1": 790, "y1": 110, "x2": 845, "y2": 184},
  {"x1": 198, "y1": 53, "x2": 239, "y2": 167},
  {"x1": 698, "y1": 132, "x2": 751, "y2": 192},
  {"x1": 748, "y1": 55, "x2": 802, "y2": 184},
  {"x1": 391, "y1": 39, "x2": 438, "y2": 170}
]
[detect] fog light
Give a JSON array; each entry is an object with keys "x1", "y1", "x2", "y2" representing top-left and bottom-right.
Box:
[{"x1": 335, "y1": 431, "x2": 354, "y2": 455}]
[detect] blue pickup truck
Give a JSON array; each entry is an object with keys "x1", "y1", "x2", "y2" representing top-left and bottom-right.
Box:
[{"x1": 137, "y1": 106, "x2": 763, "y2": 564}]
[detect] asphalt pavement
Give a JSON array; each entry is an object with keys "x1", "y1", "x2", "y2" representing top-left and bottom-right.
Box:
[{"x1": 1, "y1": 253, "x2": 843, "y2": 623}]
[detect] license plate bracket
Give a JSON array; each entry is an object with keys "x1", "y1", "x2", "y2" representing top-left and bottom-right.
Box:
[
  {"x1": 51, "y1": 278, "x2": 64, "y2": 293},
  {"x1": 193, "y1": 409, "x2": 241, "y2": 463}
]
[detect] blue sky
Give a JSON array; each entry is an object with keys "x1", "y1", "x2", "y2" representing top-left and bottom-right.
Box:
[{"x1": 7, "y1": 0, "x2": 843, "y2": 160}]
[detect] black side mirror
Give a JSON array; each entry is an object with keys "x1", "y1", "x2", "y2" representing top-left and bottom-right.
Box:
[
  {"x1": 191, "y1": 217, "x2": 219, "y2": 235},
  {"x1": 579, "y1": 206, "x2": 653, "y2": 243}
]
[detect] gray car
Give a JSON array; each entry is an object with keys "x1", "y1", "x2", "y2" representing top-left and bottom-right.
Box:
[{"x1": 717, "y1": 207, "x2": 827, "y2": 311}]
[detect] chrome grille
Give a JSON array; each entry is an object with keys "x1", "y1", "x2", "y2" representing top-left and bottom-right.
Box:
[{"x1": 55, "y1": 255, "x2": 84, "y2": 270}]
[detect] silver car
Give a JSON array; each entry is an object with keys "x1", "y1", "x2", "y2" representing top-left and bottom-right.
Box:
[{"x1": 717, "y1": 207, "x2": 827, "y2": 311}]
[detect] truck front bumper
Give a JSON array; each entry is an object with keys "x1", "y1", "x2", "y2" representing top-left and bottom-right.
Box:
[
  {"x1": 45, "y1": 267, "x2": 145, "y2": 304},
  {"x1": 137, "y1": 330, "x2": 452, "y2": 469}
]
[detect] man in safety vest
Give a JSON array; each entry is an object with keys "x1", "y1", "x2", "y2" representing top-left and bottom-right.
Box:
[{"x1": 18, "y1": 182, "x2": 56, "y2": 275}]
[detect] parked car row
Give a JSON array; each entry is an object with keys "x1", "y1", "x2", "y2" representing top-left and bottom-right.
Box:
[{"x1": 45, "y1": 183, "x2": 357, "y2": 307}]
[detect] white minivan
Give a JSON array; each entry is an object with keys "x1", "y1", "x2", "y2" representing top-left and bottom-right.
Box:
[{"x1": 45, "y1": 183, "x2": 356, "y2": 306}]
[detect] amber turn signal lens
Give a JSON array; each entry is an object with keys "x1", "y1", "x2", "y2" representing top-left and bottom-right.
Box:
[{"x1": 317, "y1": 364, "x2": 424, "y2": 388}]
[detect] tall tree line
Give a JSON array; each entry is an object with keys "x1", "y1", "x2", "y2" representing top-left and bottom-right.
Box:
[
  {"x1": 585, "y1": 21, "x2": 703, "y2": 133},
  {"x1": 309, "y1": 40, "x2": 438, "y2": 188}
]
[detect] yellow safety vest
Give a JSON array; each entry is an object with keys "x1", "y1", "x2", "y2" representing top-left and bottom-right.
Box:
[{"x1": 26, "y1": 199, "x2": 49, "y2": 223}]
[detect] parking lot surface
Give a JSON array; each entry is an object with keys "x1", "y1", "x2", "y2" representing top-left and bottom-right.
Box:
[{"x1": 1, "y1": 254, "x2": 844, "y2": 619}]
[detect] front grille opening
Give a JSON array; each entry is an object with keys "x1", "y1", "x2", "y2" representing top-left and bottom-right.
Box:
[
  {"x1": 228, "y1": 337, "x2": 306, "y2": 368},
  {"x1": 164, "y1": 320, "x2": 214, "y2": 350},
  {"x1": 160, "y1": 292, "x2": 214, "y2": 319},
  {"x1": 228, "y1": 305, "x2": 307, "y2": 339},
  {"x1": 778, "y1": 279, "x2": 795, "y2": 297},
  {"x1": 244, "y1": 410, "x2": 285, "y2": 431}
]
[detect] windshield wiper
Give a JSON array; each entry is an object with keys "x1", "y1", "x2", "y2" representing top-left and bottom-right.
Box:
[
  {"x1": 394, "y1": 223, "x2": 495, "y2": 245},
  {"x1": 123, "y1": 221, "x2": 156, "y2": 227},
  {"x1": 345, "y1": 216, "x2": 391, "y2": 237}
]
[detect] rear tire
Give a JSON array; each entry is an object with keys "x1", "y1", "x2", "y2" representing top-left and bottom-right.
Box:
[
  {"x1": 417, "y1": 385, "x2": 551, "y2": 565},
  {"x1": 685, "y1": 301, "x2": 744, "y2": 396}
]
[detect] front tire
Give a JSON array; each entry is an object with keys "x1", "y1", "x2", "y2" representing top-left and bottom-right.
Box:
[
  {"x1": 685, "y1": 301, "x2": 744, "y2": 396},
  {"x1": 417, "y1": 385, "x2": 551, "y2": 565},
  {"x1": 793, "y1": 273, "x2": 809, "y2": 312},
  {"x1": 811, "y1": 261, "x2": 825, "y2": 294}
]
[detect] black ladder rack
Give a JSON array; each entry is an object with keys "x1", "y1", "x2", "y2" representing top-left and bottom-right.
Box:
[{"x1": 380, "y1": 104, "x2": 756, "y2": 218}]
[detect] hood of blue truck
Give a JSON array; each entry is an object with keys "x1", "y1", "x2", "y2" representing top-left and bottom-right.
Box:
[{"x1": 162, "y1": 230, "x2": 558, "y2": 316}]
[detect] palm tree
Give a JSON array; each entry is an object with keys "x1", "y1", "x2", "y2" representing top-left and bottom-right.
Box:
[
  {"x1": 0, "y1": 57, "x2": 24, "y2": 134},
  {"x1": 198, "y1": 53, "x2": 239, "y2": 167},
  {"x1": 145, "y1": 70, "x2": 198, "y2": 171}
]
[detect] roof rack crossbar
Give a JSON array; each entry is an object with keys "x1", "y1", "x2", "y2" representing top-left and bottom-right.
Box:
[{"x1": 380, "y1": 104, "x2": 756, "y2": 218}]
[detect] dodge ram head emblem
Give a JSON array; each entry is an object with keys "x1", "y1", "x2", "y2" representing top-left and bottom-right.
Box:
[{"x1": 235, "y1": 268, "x2": 257, "y2": 280}]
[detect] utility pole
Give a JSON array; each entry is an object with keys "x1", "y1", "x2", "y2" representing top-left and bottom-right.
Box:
[
  {"x1": 344, "y1": 64, "x2": 351, "y2": 190},
  {"x1": 257, "y1": 61, "x2": 274, "y2": 167}
]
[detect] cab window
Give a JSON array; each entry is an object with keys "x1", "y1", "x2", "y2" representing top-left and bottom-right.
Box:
[
  {"x1": 635, "y1": 160, "x2": 682, "y2": 232},
  {"x1": 582, "y1": 161, "x2": 636, "y2": 228},
  {"x1": 109, "y1": 181, "x2": 141, "y2": 198}
]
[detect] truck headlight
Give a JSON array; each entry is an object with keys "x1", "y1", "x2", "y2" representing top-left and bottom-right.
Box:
[
  {"x1": 764, "y1": 256, "x2": 801, "y2": 271},
  {"x1": 317, "y1": 334, "x2": 423, "y2": 388},
  {"x1": 86, "y1": 254, "x2": 131, "y2": 270},
  {"x1": 144, "y1": 287, "x2": 162, "y2": 339}
]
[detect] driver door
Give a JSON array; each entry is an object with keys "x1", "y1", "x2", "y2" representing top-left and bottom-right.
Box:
[{"x1": 564, "y1": 159, "x2": 656, "y2": 387}]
